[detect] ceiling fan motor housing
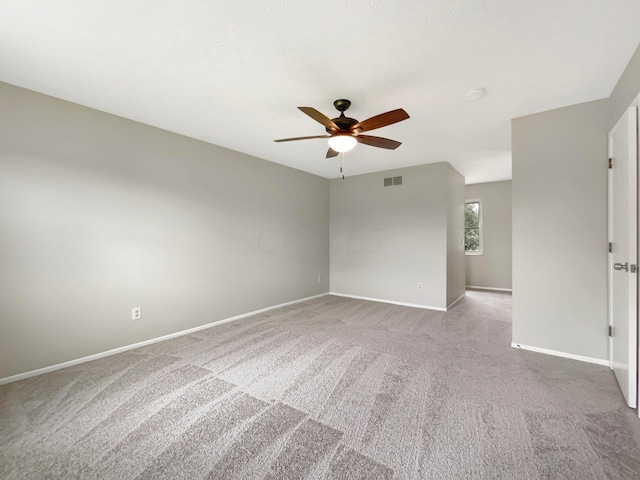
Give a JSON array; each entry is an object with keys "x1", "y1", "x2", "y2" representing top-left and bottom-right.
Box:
[
  {"x1": 327, "y1": 116, "x2": 360, "y2": 134},
  {"x1": 326, "y1": 99, "x2": 362, "y2": 134}
]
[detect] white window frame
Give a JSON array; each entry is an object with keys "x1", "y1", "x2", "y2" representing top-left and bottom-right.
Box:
[{"x1": 465, "y1": 199, "x2": 483, "y2": 256}]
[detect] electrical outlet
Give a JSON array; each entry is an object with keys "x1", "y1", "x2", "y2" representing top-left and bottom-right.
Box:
[
  {"x1": 132, "y1": 307, "x2": 142, "y2": 321},
  {"x1": 317, "y1": 275, "x2": 322, "y2": 283},
  {"x1": 417, "y1": 283, "x2": 423, "y2": 290}
]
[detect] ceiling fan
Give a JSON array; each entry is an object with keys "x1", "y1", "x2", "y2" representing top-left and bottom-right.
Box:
[{"x1": 274, "y1": 99, "x2": 410, "y2": 158}]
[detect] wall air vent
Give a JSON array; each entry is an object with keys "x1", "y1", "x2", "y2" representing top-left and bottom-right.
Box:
[{"x1": 384, "y1": 176, "x2": 403, "y2": 187}]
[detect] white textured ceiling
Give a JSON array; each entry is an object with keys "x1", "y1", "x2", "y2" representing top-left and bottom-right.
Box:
[{"x1": 1, "y1": 1, "x2": 639, "y2": 183}]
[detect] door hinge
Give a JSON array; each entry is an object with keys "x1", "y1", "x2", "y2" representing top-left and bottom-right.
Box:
[
  {"x1": 608, "y1": 242, "x2": 612, "y2": 253},
  {"x1": 609, "y1": 325, "x2": 613, "y2": 337},
  {"x1": 609, "y1": 158, "x2": 612, "y2": 169}
]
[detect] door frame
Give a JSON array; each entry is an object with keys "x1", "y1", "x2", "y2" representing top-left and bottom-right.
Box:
[{"x1": 636, "y1": 94, "x2": 640, "y2": 417}]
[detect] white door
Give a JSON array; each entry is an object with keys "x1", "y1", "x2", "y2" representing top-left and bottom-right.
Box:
[{"x1": 608, "y1": 106, "x2": 638, "y2": 409}]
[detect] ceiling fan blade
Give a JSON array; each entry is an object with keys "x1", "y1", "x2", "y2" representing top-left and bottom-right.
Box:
[
  {"x1": 326, "y1": 148, "x2": 339, "y2": 158},
  {"x1": 274, "y1": 135, "x2": 330, "y2": 142},
  {"x1": 298, "y1": 107, "x2": 339, "y2": 132},
  {"x1": 353, "y1": 109, "x2": 409, "y2": 133},
  {"x1": 356, "y1": 135, "x2": 402, "y2": 150}
]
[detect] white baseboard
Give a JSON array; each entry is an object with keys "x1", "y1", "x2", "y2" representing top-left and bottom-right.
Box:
[
  {"x1": 447, "y1": 293, "x2": 466, "y2": 309},
  {"x1": 0, "y1": 293, "x2": 329, "y2": 386},
  {"x1": 329, "y1": 292, "x2": 446, "y2": 311},
  {"x1": 511, "y1": 342, "x2": 609, "y2": 366},
  {"x1": 467, "y1": 286, "x2": 512, "y2": 292}
]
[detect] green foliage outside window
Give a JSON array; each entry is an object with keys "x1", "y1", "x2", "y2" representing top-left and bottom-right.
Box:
[{"x1": 465, "y1": 202, "x2": 480, "y2": 252}]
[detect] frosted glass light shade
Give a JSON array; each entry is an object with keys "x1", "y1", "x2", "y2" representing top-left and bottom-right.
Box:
[{"x1": 328, "y1": 134, "x2": 357, "y2": 153}]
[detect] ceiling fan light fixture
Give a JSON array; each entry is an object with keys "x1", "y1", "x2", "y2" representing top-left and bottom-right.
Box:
[{"x1": 328, "y1": 134, "x2": 357, "y2": 153}]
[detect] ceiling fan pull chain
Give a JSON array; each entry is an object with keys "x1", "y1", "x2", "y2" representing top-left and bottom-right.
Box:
[{"x1": 341, "y1": 152, "x2": 345, "y2": 179}]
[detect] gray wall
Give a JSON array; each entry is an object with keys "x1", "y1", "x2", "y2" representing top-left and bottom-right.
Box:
[
  {"x1": 330, "y1": 162, "x2": 464, "y2": 310},
  {"x1": 465, "y1": 181, "x2": 512, "y2": 290},
  {"x1": 511, "y1": 99, "x2": 609, "y2": 360},
  {"x1": 446, "y1": 165, "x2": 466, "y2": 306},
  {"x1": 610, "y1": 43, "x2": 640, "y2": 129},
  {"x1": 511, "y1": 39, "x2": 640, "y2": 362},
  {"x1": 0, "y1": 82, "x2": 330, "y2": 379}
]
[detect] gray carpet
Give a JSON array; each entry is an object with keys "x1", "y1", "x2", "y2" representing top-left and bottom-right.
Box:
[{"x1": 2, "y1": 291, "x2": 640, "y2": 479}]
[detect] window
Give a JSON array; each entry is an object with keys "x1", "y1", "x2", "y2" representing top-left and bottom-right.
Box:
[{"x1": 465, "y1": 200, "x2": 482, "y2": 255}]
